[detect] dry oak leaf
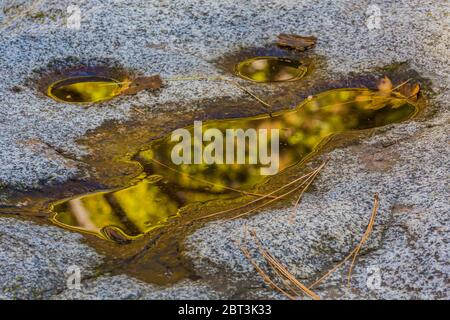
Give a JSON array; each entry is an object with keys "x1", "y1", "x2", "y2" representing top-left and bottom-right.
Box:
[
  {"x1": 121, "y1": 74, "x2": 162, "y2": 95},
  {"x1": 276, "y1": 33, "x2": 317, "y2": 51}
]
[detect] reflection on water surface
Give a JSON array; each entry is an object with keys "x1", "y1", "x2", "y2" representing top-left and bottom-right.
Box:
[
  {"x1": 235, "y1": 57, "x2": 307, "y2": 82},
  {"x1": 51, "y1": 88, "x2": 417, "y2": 241},
  {"x1": 47, "y1": 76, "x2": 123, "y2": 103}
]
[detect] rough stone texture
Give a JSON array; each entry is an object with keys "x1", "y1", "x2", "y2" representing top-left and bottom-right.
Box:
[
  {"x1": 0, "y1": 0, "x2": 448, "y2": 299},
  {"x1": 52, "y1": 274, "x2": 223, "y2": 300},
  {"x1": 0, "y1": 217, "x2": 102, "y2": 299}
]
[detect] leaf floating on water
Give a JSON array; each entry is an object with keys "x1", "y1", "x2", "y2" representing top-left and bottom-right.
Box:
[
  {"x1": 398, "y1": 83, "x2": 420, "y2": 101},
  {"x1": 377, "y1": 76, "x2": 420, "y2": 99},
  {"x1": 121, "y1": 75, "x2": 162, "y2": 95},
  {"x1": 276, "y1": 33, "x2": 317, "y2": 51},
  {"x1": 369, "y1": 76, "x2": 420, "y2": 110}
]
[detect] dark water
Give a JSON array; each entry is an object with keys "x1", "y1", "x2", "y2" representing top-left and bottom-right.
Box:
[{"x1": 50, "y1": 88, "x2": 417, "y2": 242}]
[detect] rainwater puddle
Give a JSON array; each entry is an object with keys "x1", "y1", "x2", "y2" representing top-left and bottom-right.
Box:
[
  {"x1": 47, "y1": 76, "x2": 123, "y2": 103},
  {"x1": 50, "y1": 88, "x2": 417, "y2": 242},
  {"x1": 235, "y1": 57, "x2": 307, "y2": 82}
]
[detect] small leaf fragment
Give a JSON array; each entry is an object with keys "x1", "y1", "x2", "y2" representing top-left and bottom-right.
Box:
[
  {"x1": 377, "y1": 76, "x2": 393, "y2": 93},
  {"x1": 101, "y1": 226, "x2": 132, "y2": 244},
  {"x1": 276, "y1": 33, "x2": 317, "y2": 51},
  {"x1": 121, "y1": 75, "x2": 162, "y2": 95},
  {"x1": 399, "y1": 83, "x2": 420, "y2": 101}
]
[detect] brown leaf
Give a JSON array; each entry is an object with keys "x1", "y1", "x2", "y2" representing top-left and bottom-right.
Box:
[
  {"x1": 101, "y1": 226, "x2": 132, "y2": 244},
  {"x1": 121, "y1": 75, "x2": 162, "y2": 95},
  {"x1": 276, "y1": 33, "x2": 317, "y2": 51},
  {"x1": 398, "y1": 83, "x2": 420, "y2": 101},
  {"x1": 377, "y1": 76, "x2": 393, "y2": 93}
]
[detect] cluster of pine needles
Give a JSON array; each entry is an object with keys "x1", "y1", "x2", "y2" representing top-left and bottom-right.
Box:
[
  {"x1": 149, "y1": 157, "x2": 327, "y2": 222},
  {"x1": 151, "y1": 158, "x2": 380, "y2": 300},
  {"x1": 237, "y1": 192, "x2": 380, "y2": 300},
  {"x1": 193, "y1": 160, "x2": 328, "y2": 222}
]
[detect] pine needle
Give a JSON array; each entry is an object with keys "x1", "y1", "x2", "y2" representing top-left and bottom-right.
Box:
[
  {"x1": 194, "y1": 167, "x2": 319, "y2": 221},
  {"x1": 165, "y1": 76, "x2": 273, "y2": 114},
  {"x1": 249, "y1": 229, "x2": 321, "y2": 300},
  {"x1": 308, "y1": 193, "x2": 380, "y2": 289},
  {"x1": 228, "y1": 164, "x2": 324, "y2": 221},
  {"x1": 150, "y1": 158, "x2": 276, "y2": 199},
  {"x1": 390, "y1": 78, "x2": 412, "y2": 92},
  {"x1": 347, "y1": 192, "x2": 379, "y2": 287},
  {"x1": 289, "y1": 159, "x2": 328, "y2": 224},
  {"x1": 132, "y1": 106, "x2": 145, "y2": 115},
  {"x1": 238, "y1": 240, "x2": 297, "y2": 300}
]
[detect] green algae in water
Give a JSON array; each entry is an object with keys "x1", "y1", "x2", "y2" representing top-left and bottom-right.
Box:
[
  {"x1": 235, "y1": 57, "x2": 307, "y2": 82},
  {"x1": 50, "y1": 88, "x2": 417, "y2": 242},
  {"x1": 47, "y1": 76, "x2": 123, "y2": 103}
]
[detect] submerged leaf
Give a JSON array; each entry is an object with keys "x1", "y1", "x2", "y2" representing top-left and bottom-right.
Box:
[
  {"x1": 276, "y1": 33, "x2": 317, "y2": 51},
  {"x1": 121, "y1": 75, "x2": 162, "y2": 95}
]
